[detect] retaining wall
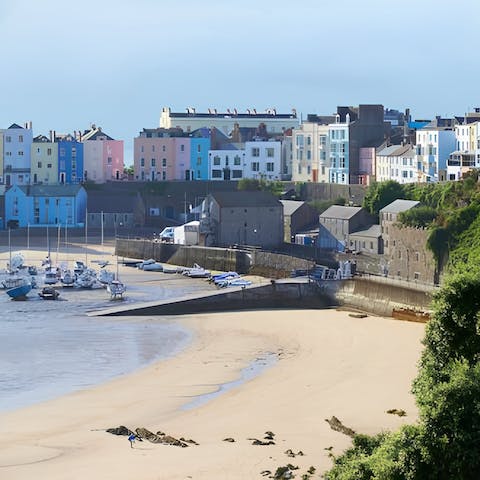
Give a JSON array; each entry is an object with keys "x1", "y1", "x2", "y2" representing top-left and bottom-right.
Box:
[{"x1": 98, "y1": 280, "x2": 332, "y2": 317}]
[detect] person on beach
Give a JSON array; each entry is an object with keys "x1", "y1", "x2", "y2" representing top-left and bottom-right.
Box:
[{"x1": 128, "y1": 433, "x2": 136, "y2": 448}]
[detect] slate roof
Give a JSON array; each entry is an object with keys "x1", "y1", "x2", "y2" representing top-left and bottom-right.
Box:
[
  {"x1": 280, "y1": 200, "x2": 305, "y2": 216},
  {"x1": 380, "y1": 199, "x2": 420, "y2": 214},
  {"x1": 320, "y1": 205, "x2": 364, "y2": 220},
  {"x1": 210, "y1": 191, "x2": 282, "y2": 208},
  {"x1": 17, "y1": 184, "x2": 84, "y2": 197},
  {"x1": 87, "y1": 192, "x2": 136, "y2": 213},
  {"x1": 350, "y1": 224, "x2": 381, "y2": 238},
  {"x1": 8, "y1": 123, "x2": 24, "y2": 129},
  {"x1": 377, "y1": 144, "x2": 414, "y2": 157}
]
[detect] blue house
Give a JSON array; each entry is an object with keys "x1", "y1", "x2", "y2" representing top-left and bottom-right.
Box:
[
  {"x1": 5, "y1": 184, "x2": 87, "y2": 228},
  {"x1": 189, "y1": 137, "x2": 210, "y2": 180},
  {"x1": 58, "y1": 134, "x2": 84, "y2": 184}
]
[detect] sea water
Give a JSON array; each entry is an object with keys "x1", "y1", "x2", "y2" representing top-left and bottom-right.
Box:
[{"x1": 0, "y1": 278, "x2": 196, "y2": 413}]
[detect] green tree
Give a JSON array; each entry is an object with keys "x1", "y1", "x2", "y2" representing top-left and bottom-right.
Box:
[
  {"x1": 398, "y1": 206, "x2": 437, "y2": 228},
  {"x1": 363, "y1": 181, "x2": 406, "y2": 219},
  {"x1": 325, "y1": 271, "x2": 480, "y2": 480}
]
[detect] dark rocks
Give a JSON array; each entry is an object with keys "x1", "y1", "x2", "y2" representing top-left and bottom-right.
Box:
[
  {"x1": 134, "y1": 427, "x2": 193, "y2": 447},
  {"x1": 325, "y1": 416, "x2": 356, "y2": 437},
  {"x1": 106, "y1": 425, "x2": 135, "y2": 436},
  {"x1": 386, "y1": 408, "x2": 407, "y2": 417},
  {"x1": 223, "y1": 437, "x2": 235, "y2": 442}
]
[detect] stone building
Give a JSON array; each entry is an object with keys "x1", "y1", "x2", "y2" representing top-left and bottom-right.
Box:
[
  {"x1": 318, "y1": 205, "x2": 373, "y2": 251},
  {"x1": 280, "y1": 200, "x2": 318, "y2": 243},
  {"x1": 380, "y1": 199, "x2": 420, "y2": 256},
  {"x1": 385, "y1": 224, "x2": 438, "y2": 284},
  {"x1": 200, "y1": 191, "x2": 283, "y2": 248}
]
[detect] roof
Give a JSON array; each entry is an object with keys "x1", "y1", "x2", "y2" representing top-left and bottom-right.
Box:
[
  {"x1": 320, "y1": 205, "x2": 364, "y2": 220},
  {"x1": 350, "y1": 224, "x2": 381, "y2": 238},
  {"x1": 8, "y1": 123, "x2": 24, "y2": 129},
  {"x1": 380, "y1": 199, "x2": 420, "y2": 214},
  {"x1": 209, "y1": 191, "x2": 282, "y2": 208},
  {"x1": 87, "y1": 191, "x2": 137, "y2": 213},
  {"x1": 16, "y1": 184, "x2": 85, "y2": 197},
  {"x1": 168, "y1": 111, "x2": 297, "y2": 120},
  {"x1": 377, "y1": 144, "x2": 414, "y2": 157},
  {"x1": 280, "y1": 200, "x2": 305, "y2": 216},
  {"x1": 82, "y1": 127, "x2": 115, "y2": 141}
]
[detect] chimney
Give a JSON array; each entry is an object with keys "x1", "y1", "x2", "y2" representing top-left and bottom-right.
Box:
[{"x1": 49, "y1": 130, "x2": 53, "y2": 142}]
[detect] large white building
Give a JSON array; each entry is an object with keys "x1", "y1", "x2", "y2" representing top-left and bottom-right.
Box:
[
  {"x1": 208, "y1": 141, "x2": 282, "y2": 181},
  {"x1": 160, "y1": 107, "x2": 299, "y2": 136},
  {"x1": 376, "y1": 144, "x2": 417, "y2": 183},
  {"x1": 415, "y1": 126, "x2": 456, "y2": 182},
  {"x1": 447, "y1": 122, "x2": 480, "y2": 181}
]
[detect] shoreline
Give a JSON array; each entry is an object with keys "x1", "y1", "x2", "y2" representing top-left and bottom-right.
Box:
[{"x1": 0, "y1": 309, "x2": 425, "y2": 479}]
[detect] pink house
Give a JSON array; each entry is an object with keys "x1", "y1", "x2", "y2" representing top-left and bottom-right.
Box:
[
  {"x1": 133, "y1": 128, "x2": 191, "y2": 181},
  {"x1": 81, "y1": 126, "x2": 124, "y2": 183}
]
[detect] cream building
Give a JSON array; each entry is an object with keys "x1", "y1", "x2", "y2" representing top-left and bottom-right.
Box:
[{"x1": 160, "y1": 107, "x2": 299, "y2": 136}]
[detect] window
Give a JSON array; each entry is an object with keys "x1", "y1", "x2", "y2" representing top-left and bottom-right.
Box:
[
  {"x1": 107, "y1": 157, "x2": 112, "y2": 165},
  {"x1": 37, "y1": 161, "x2": 42, "y2": 168},
  {"x1": 212, "y1": 169, "x2": 222, "y2": 178},
  {"x1": 213, "y1": 156, "x2": 221, "y2": 166},
  {"x1": 162, "y1": 171, "x2": 166, "y2": 180},
  {"x1": 266, "y1": 148, "x2": 275, "y2": 157},
  {"x1": 151, "y1": 158, "x2": 156, "y2": 167},
  {"x1": 140, "y1": 158, "x2": 145, "y2": 167},
  {"x1": 232, "y1": 170, "x2": 243, "y2": 178},
  {"x1": 307, "y1": 136, "x2": 311, "y2": 146},
  {"x1": 251, "y1": 162, "x2": 260, "y2": 172},
  {"x1": 319, "y1": 135, "x2": 327, "y2": 147},
  {"x1": 47, "y1": 164, "x2": 52, "y2": 168},
  {"x1": 196, "y1": 157, "x2": 202, "y2": 166},
  {"x1": 307, "y1": 150, "x2": 311, "y2": 160},
  {"x1": 251, "y1": 147, "x2": 260, "y2": 157},
  {"x1": 72, "y1": 147, "x2": 76, "y2": 155},
  {"x1": 5, "y1": 136, "x2": 11, "y2": 142},
  {"x1": 414, "y1": 272, "x2": 420, "y2": 280},
  {"x1": 180, "y1": 144, "x2": 185, "y2": 152},
  {"x1": 18, "y1": 135, "x2": 23, "y2": 142},
  {"x1": 18, "y1": 151, "x2": 24, "y2": 156},
  {"x1": 266, "y1": 162, "x2": 274, "y2": 172},
  {"x1": 162, "y1": 158, "x2": 166, "y2": 167},
  {"x1": 197, "y1": 144, "x2": 201, "y2": 153},
  {"x1": 152, "y1": 145, "x2": 155, "y2": 152},
  {"x1": 47, "y1": 148, "x2": 52, "y2": 155},
  {"x1": 296, "y1": 135, "x2": 304, "y2": 147},
  {"x1": 162, "y1": 145, "x2": 166, "y2": 152},
  {"x1": 234, "y1": 155, "x2": 241, "y2": 166},
  {"x1": 141, "y1": 146, "x2": 144, "y2": 152},
  {"x1": 60, "y1": 148, "x2": 65, "y2": 156}
]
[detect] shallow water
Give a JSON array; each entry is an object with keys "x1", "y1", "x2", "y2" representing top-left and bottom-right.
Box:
[{"x1": 0, "y1": 271, "x2": 214, "y2": 413}]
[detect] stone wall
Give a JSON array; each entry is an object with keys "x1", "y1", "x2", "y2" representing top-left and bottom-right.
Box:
[
  {"x1": 385, "y1": 225, "x2": 438, "y2": 285},
  {"x1": 115, "y1": 239, "x2": 315, "y2": 276},
  {"x1": 333, "y1": 275, "x2": 436, "y2": 316}
]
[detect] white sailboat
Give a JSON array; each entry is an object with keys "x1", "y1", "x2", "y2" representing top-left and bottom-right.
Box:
[{"x1": 107, "y1": 257, "x2": 126, "y2": 299}]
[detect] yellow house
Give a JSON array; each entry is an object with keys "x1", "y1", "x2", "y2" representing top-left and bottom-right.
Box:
[{"x1": 31, "y1": 135, "x2": 58, "y2": 184}]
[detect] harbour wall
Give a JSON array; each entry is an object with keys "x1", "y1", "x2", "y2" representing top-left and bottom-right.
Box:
[
  {"x1": 95, "y1": 280, "x2": 331, "y2": 317},
  {"x1": 115, "y1": 239, "x2": 315, "y2": 278},
  {"x1": 113, "y1": 239, "x2": 436, "y2": 317}
]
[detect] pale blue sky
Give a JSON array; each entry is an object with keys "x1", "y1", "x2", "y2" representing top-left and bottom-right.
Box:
[{"x1": 1, "y1": 0, "x2": 479, "y2": 164}]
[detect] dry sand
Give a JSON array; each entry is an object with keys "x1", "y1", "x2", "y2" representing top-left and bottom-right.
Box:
[{"x1": 0, "y1": 245, "x2": 426, "y2": 479}]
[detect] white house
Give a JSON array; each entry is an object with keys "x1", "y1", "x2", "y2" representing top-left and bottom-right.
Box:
[
  {"x1": 447, "y1": 122, "x2": 480, "y2": 180},
  {"x1": 208, "y1": 141, "x2": 281, "y2": 181},
  {"x1": 376, "y1": 144, "x2": 417, "y2": 183},
  {"x1": 415, "y1": 126, "x2": 456, "y2": 182}
]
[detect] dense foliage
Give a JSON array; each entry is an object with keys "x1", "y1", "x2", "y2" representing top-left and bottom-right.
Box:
[
  {"x1": 325, "y1": 272, "x2": 480, "y2": 480},
  {"x1": 237, "y1": 178, "x2": 284, "y2": 196},
  {"x1": 362, "y1": 174, "x2": 480, "y2": 271}
]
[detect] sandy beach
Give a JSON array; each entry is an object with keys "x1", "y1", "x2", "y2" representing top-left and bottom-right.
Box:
[{"x1": 0, "y1": 245, "x2": 425, "y2": 479}]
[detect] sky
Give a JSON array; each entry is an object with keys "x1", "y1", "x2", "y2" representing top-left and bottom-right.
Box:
[{"x1": 1, "y1": 0, "x2": 479, "y2": 165}]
